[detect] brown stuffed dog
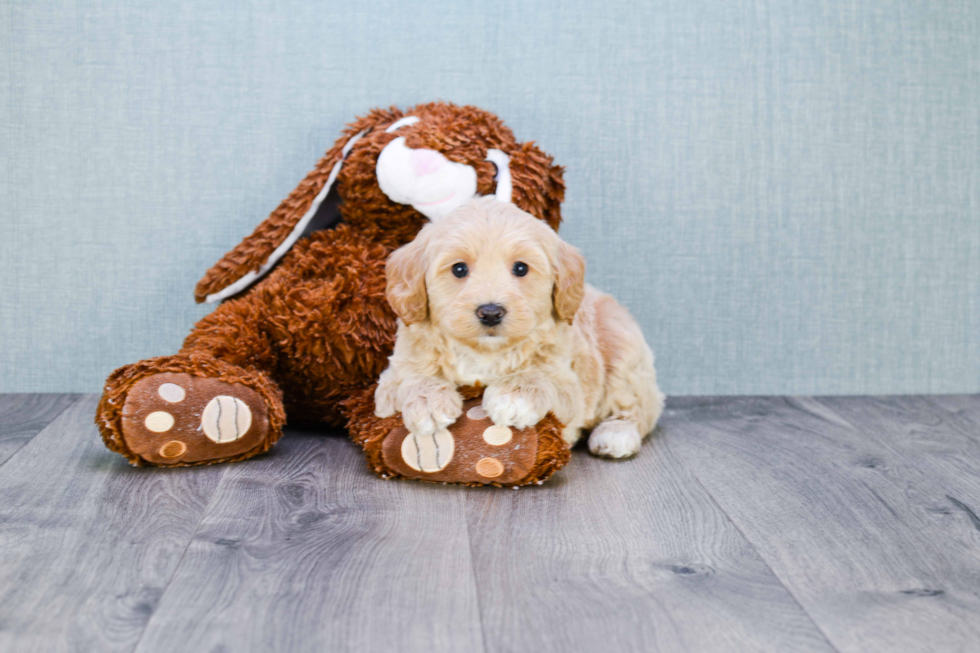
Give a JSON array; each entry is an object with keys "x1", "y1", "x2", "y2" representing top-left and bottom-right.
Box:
[{"x1": 96, "y1": 102, "x2": 570, "y2": 486}]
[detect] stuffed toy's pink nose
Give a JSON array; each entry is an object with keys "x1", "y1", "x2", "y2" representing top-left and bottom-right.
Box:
[{"x1": 409, "y1": 149, "x2": 444, "y2": 177}]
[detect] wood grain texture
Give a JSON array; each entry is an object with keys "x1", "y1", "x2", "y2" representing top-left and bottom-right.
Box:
[
  {"x1": 0, "y1": 393, "x2": 78, "y2": 466},
  {"x1": 134, "y1": 430, "x2": 485, "y2": 653},
  {"x1": 667, "y1": 396, "x2": 980, "y2": 653},
  {"x1": 815, "y1": 395, "x2": 980, "y2": 504},
  {"x1": 465, "y1": 432, "x2": 835, "y2": 653},
  {"x1": 5, "y1": 393, "x2": 980, "y2": 652},
  {"x1": 0, "y1": 395, "x2": 226, "y2": 653}
]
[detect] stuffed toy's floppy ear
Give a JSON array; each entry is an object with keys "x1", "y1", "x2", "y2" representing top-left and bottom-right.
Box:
[
  {"x1": 508, "y1": 142, "x2": 565, "y2": 232},
  {"x1": 385, "y1": 228, "x2": 430, "y2": 325},
  {"x1": 194, "y1": 111, "x2": 395, "y2": 303},
  {"x1": 552, "y1": 238, "x2": 586, "y2": 324}
]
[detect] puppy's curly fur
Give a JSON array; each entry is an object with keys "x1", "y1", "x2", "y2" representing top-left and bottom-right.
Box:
[{"x1": 376, "y1": 198, "x2": 665, "y2": 458}]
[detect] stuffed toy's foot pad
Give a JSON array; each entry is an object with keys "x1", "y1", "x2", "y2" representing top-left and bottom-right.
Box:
[
  {"x1": 381, "y1": 398, "x2": 540, "y2": 484},
  {"x1": 345, "y1": 386, "x2": 571, "y2": 487},
  {"x1": 120, "y1": 372, "x2": 271, "y2": 465}
]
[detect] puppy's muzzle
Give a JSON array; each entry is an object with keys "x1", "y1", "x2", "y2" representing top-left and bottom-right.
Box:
[{"x1": 476, "y1": 304, "x2": 507, "y2": 327}]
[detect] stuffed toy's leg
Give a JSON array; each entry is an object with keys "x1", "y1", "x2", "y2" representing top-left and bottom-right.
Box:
[
  {"x1": 343, "y1": 386, "x2": 571, "y2": 487},
  {"x1": 96, "y1": 299, "x2": 286, "y2": 467}
]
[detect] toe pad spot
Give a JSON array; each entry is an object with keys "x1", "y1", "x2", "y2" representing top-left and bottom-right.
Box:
[
  {"x1": 159, "y1": 440, "x2": 187, "y2": 458},
  {"x1": 482, "y1": 424, "x2": 513, "y2": 446},
  {"x1": 145, "y1": 411, "x2": 175, "y2": 433},
  {"x1": 157, "y1": 383, "x2": 186, "y2": 403},
  {"x1": 201, "y1": 396, "x2": 252, "y2": 443},
  {"x1": 467, "y1": 405, "x2": 489, "y2": 420},
  {"x1": 401, "y1": 429, "x2": 455, "y2": 472},
  {"x1": 476, "y1": 457, "x2": 504, "y2": 478}
]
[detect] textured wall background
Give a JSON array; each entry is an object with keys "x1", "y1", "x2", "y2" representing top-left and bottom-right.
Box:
[{"x1": 2, "y1": 0, "x2": 978, "y2": 395}]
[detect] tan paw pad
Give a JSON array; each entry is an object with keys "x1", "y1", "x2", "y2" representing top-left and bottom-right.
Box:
[
  {"x1": 201, "y1": 396, "x2": 252, "y2": 443},
  {"x1": 467, "y1": 405, "x2": 489, "y2": 420},
  {"x1": 482, "y1": 424, "x2": 513, "y2": 446},
  {"x1": 475, "y1": 457, "x2": 504, "y2": 478},
  {"x1": 401, "y1": 429, "x2": 455, "y2": 472},
  {"x1": 157, "y1": 383, "x2": 186, "y2": 403},
  {"x1": 144, "y1": 411, "x2": 175, "y2": 433},
  {"x1": 159, "y1": 440, "x2": 187, "y2": 458}
]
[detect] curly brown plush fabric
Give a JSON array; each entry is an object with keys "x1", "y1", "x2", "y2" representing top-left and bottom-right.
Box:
[{"x1": 95, "y1": 102, "x2": 569, "y2": 482}]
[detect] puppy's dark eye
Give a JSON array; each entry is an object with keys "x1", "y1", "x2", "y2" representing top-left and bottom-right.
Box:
[
  {"x1": 452, "y1": 262, "x2": 468, "y2": 278},
  {"x1": 512, "y1": 262, "x2": 529, "y2": 277}
]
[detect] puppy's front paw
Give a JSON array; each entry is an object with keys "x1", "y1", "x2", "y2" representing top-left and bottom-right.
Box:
[
  {"x1": 588, "y1": 420, "x2": 642, "y2": 459},
  {"x1": 482, "y1": 387, "x2": 546, "y2": 429},
  {"x1": 401, "y1": 387, "x2": 463, "y2": 437}
]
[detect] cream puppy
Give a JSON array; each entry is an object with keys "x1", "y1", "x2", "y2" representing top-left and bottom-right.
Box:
[{"x1": 375, "y1": 198, "x2": 664, "y2": 458}]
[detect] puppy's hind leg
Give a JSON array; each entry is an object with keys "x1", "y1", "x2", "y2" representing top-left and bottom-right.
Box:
[
  {"x1": 587, "y1": 331, "x2": 665, "y2": 459},
  {"x1": 588, "y1": 376, "x2": 665, "y2": 459},
  {"x1": 587, "y1": 419, "x2": 643, "y2": 458}
]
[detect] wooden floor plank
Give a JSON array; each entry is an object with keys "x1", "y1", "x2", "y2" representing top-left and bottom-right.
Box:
[
  {"x1": 0, "y1": 393, "x2": 79, "y2": 467},
  {"x1": 666, "y1": 396, "x2": 980, "y2": 653},
  {"x1": 815, "y1": 395, "x2": 980, "y2": 505},
  {"x1": 0, "y1": 395, "x2": 226, "y2": 653},
  {"x1": 5, "y1": 393, "x2": 977, "y2": 652},
  {"x1": 465, "y1": 431, "x2": 836, "y2": 653},
  {"x1": 134, "y1": 431, "x2": 485, "y2": 653}
]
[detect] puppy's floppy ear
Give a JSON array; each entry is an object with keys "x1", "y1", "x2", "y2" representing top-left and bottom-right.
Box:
[
  {"x1": 552, "y1": 238, "x2": 586, "y2": 324},
  {"x1": 385, "y1": 228, "x2": 431, "y2": 325}
]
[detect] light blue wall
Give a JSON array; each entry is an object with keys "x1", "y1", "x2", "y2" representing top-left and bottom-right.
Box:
[{"x1": 2, "y1": 0, "x2": 978, "y2": 395}]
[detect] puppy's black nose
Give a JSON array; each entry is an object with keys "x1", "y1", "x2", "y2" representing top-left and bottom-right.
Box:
[{"x1": 476, "y1": 303, "x2": 507, "y2": 327}]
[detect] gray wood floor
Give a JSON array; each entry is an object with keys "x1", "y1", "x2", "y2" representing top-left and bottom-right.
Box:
[{"x1": 1, "y1": 394, "x2": 978, "y2": 653}]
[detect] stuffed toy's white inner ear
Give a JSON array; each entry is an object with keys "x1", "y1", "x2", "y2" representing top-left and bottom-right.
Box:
[
  {"x1": 205, "y1": 130, "x2": 367, "y2": 303},
  {"x1": 385, "y1": 116, "x2": 420, "y2": 133},
  {"x1": 485, "y1": 149, "x2": 512, "y2": 203},
  {"x1": 376, "y1": 137, "x2": 478, "y2": 221}
]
